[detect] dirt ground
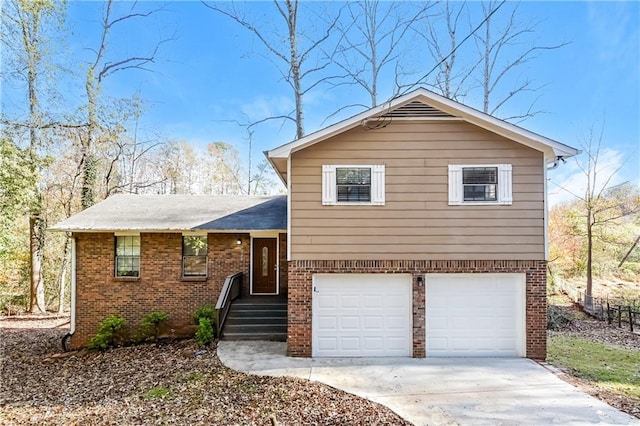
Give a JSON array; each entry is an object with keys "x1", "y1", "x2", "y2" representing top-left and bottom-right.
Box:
[
  {"x1": 548, "y1": 296, "x2": 640, "y2": 418},
  {"x1": 0, "y1": 316, "x2": 409, "y2": 426}
]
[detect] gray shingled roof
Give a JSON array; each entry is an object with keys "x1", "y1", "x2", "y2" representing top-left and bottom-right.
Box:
[{"x1": 50, "y1": 195, "x2": 287, "y2": 232}]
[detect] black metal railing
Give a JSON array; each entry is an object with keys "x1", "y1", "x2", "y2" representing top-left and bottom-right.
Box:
[{"x1": 215, "y1": 272, "x2": 242, "y2": 337}]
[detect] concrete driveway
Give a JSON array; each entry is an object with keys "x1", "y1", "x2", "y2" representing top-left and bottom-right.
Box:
[{"x1": 218, "y1": 341, "x2": 639, "y2": 425}]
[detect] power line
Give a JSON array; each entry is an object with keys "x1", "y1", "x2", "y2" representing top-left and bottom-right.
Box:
[{"x1": 397, "y1": 0, "x2": 507, "y2": 98}]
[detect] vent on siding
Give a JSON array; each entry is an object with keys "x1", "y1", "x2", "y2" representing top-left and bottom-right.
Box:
[{"x1": 380, "y1": 101, "x2": 453, "y2": 118}]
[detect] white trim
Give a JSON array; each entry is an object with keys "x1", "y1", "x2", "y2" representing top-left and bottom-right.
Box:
[
  {"x1": 267, "y1": 88, "x2": 579, "y2": 165},
  {"x1": 51, "y1": 228, "x2": 286, "y2": 234},
  {"x1": 544, "y1": 161, "x2": 550, "y2": 261},
  {"x1": 181, "y1": 230, "x2": 208, "y2": 236},
  {"x1": 322, "y1": 164, "x2": 385, "y2": 206},
  {"x1": 70, "y1": 236, "x2": 76, "y2": 335},
  {"x1": 114, "y1": 231, "x2": 141, "y2": 236},
  {"x1": 249, "y1": 235, "x2": 280, "y2": 296},
  {"x1": 287, "y1": 153, "x2": 291, "y2": 261},
  {"x1": 449, "y1": 164, "x2": 513, "y2": 206}
]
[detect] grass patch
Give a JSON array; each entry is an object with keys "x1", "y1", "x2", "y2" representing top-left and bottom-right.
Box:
[
  {"x1": 181, "y1": 371, "x2": 206, "y2": 383},
  {"x1": 548, "y1": 335, "x2": 640, "y2": 399},
  {"x1": 142, "y1": 385, "x2": 174, "y2": 401}
]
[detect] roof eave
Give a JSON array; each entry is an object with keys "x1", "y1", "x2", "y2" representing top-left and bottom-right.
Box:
[{"x1": 266, "y1": 87, "x2": 580, "y2": 161}]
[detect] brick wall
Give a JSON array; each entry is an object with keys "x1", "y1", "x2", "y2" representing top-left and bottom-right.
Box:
[
  {"x1": 71, "y1": 232, "x2": 252, "y2": 348},
  {"x1": 287, "y1": 260, "x2": 547, "y2": 360}
]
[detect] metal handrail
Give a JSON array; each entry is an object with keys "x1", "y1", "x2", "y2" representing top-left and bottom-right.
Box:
[{"x1": 215, "y1": 272, "x2": 243, "y2": 337}]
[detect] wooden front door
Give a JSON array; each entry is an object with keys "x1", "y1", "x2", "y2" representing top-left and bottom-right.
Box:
[{"x1": 252, "y1": 238, "x2": 277, "y2": 294}]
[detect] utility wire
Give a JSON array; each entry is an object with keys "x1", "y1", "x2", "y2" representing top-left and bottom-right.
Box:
[{"x1": 396, "y1": 0, "x2": 507, "y2": 98}]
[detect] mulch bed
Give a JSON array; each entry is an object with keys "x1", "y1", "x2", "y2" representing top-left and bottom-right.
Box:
[{"x1": 0, "y1": 316, "x2": 409, "y2": 426}]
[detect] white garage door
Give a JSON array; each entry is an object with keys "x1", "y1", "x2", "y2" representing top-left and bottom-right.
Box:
[
  {"x1": 426, "y1": 274, "x2": 525, "y2": 357},
  {"x1": 312, "y1": 274, "x2": 412, "y2": 357}
]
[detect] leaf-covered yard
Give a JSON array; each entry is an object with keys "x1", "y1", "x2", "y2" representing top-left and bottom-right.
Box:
[{"x1": 0, "y1": 317, "x2": 409, "y2": 426}]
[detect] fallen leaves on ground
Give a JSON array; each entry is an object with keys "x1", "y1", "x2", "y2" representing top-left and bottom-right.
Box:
[{"x1": 0, "y1": 317, "x2": 410, "y2": 426}]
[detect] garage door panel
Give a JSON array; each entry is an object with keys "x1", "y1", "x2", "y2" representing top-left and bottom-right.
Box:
[
  {"x1": 363, "y1": 316, "x2": 383, "y2": 329},
  {"x1": 426, "y1": 273, "x2": 525, "y2": 357},
  {"x1": 313, "y1": 274, "x2": 412, "y2": 357},
  {"x1": 317, "y1": 316, "x2": 337, "y2": 329}
]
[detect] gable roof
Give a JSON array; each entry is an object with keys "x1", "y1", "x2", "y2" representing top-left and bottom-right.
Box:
[
  {"x1": 50, "y1": 194, "x2": 287, "y2": 233},
  {"x1": 266, "y1": 87, "x2": 579, "y2": 184}
]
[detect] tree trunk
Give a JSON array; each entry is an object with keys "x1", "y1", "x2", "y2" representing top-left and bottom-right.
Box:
[
  {"x1": 585, "y1": 214, "x2": 593, "y2": 308},
  {"x1": 29, "y1": 215, "x2": 46, "y2": 313},
  {"x1": 286, "y1": 0, "x2": 304, "y2": 139}
]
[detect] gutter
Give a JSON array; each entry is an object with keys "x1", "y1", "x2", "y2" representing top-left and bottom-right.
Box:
[{"x1": 62, "y1": 236, "x2": 76, "y2": 351}]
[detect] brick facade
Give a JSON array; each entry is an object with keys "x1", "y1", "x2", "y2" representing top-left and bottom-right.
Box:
[
  {"x1": 287, "y1": 259, "x2": 547, "y2": 360},
  {"x1": 71, "y1": 232, "x2": 287, "y2": 348}
]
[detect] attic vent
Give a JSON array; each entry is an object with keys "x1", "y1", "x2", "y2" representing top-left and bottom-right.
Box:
[{"x1": 380, "y1": 101, "x2": 453, "y2": 118}]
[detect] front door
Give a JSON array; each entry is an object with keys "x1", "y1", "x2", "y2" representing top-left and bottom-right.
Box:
[{"x1": 252, "y1": 238, "x2": 277, "y2": 294}]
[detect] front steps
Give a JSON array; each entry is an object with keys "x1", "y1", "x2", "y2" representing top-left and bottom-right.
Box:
[{"x1": 221, "y1": 296, "x2": 287, "y2": 341}]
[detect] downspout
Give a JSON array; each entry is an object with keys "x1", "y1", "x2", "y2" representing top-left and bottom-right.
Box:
[
  {"x1": 544, "y1": 161, "x2": 551, "y2": 261},
  {"x1": 62, "y1": 235, "x2": 76, "y2": 351}
]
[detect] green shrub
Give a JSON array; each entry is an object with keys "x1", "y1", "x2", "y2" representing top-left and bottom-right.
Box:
[
  {"x1": 193, "y1": 305, "x2": 216, "y2": 325},
  {"x1": 196, "y1": 317, "x2": 214, "y2": 347},
  {"x1": 88, "y1": 315, "x2": 126, "y2": 350},
  {"x1": 139, "y1": 311, "x2": 168, "y2": 342},
  {"x1": 547, "y1": 305, "x2": 572, "y2": 330}
]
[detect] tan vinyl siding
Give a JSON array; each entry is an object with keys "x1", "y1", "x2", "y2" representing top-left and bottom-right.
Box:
[{"x1": 289, "y1": 120, "x2": 545, "y2": 260}]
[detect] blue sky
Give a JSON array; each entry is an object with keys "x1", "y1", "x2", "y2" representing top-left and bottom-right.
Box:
[{"x1": 4, "y1": 1, "x2": 639, "y2": 202}]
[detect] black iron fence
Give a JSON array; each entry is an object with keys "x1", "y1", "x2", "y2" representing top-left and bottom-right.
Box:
[{"x1": 556, "y1": 279, "x2": 640, "y2": 333}]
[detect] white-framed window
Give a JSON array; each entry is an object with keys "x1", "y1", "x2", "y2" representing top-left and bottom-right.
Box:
[
  {"x1": 448, "y1": 164, "x2": 512, "y2": 205},
  {"x1": 115, "y1": 235, "x2": 140, "y2": 277},
  {"x1": 322, "y1": 165, "x2": 385, "y2": 205},
  {"x1": 182, "y1": 235, "x2": 207, "y2": 277}
]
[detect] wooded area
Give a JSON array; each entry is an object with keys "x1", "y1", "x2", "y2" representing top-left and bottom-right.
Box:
[{"x1": 1, "y1": 0, "x2": 637, "y2": 314}]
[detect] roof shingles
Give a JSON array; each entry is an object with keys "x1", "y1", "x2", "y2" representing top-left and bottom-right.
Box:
[{"x1": 51, "y1": 195, "x2": 287, "y2": 232}]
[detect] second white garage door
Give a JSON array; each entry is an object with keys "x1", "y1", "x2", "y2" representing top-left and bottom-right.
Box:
[
  {"x1": 312, "y1": 274, "x2": 412, "y2": 357},
  {"x1": 426, "y1": 274, "x2": 526, "y2": 357}
]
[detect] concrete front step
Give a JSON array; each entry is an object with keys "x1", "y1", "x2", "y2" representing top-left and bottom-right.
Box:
[
  {"x1": 221, "y1": 297, "x2": 288, "y2": 341},
  {"x1": 226, "y1": 316, "x2": 286, "y2": 326},
  {"x1": 228, "y1": 309, "x2": 287, "y2": 318},
  {"x1": 224, "y1": 324, "x2": 287, "y2": 333},
  {"x1": 222, "y1": 332, "x2": 287, "y2": 342}
]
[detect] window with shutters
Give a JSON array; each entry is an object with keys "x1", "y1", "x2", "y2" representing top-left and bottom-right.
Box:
[
  {"x1": 322, "y1": 165, "x2": 385, "y2": 206},
  {"x1": 448, "y1": 164, "x2": 512, "y2": 205}
]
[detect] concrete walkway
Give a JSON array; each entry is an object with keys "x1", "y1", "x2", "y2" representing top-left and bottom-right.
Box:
[{"x1": 218, "y1": 341, "x2": 639, "y2": 425}]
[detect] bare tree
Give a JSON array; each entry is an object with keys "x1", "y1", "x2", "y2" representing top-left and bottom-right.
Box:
[
  {"x1": 474, "y1": 0, "x2": 568, "y2": 121},
  {"x1": 418, "y1": 1, "x2": 474, "y2": 101},
  {"x1": 81, "y1": 0, "x2": 169, "y2": 208},
  {"x1": 203, "y1": 1, "x2": 341, "y2": 138},
  {"x1": 551, "y1": 125, "x2": 640, "y2": 303},
  {"x1": 1, "y1": 0, "x2": 66, "y2": 313},
  {"x1": 333, "y1": 0, "x2": 433, "y2": 108}
]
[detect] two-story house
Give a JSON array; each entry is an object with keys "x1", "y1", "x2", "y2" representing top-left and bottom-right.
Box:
[{"x1": 52, "y1": 88, "x2": 578, "y2": 359}]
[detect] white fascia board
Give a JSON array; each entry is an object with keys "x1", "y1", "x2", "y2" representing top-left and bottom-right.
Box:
[
  {"x1": 264, "y1": 150, "x2": 287, "y2": 186},
  {"x1": 56, "y1": 228, "x2": 286, "y2": 234},
  {"x1": 409, "y1": 90, "x2": 580, "y2": 160},
  {"x1": 266, "y1": 87, "x2": 579, "y2": 162}
]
